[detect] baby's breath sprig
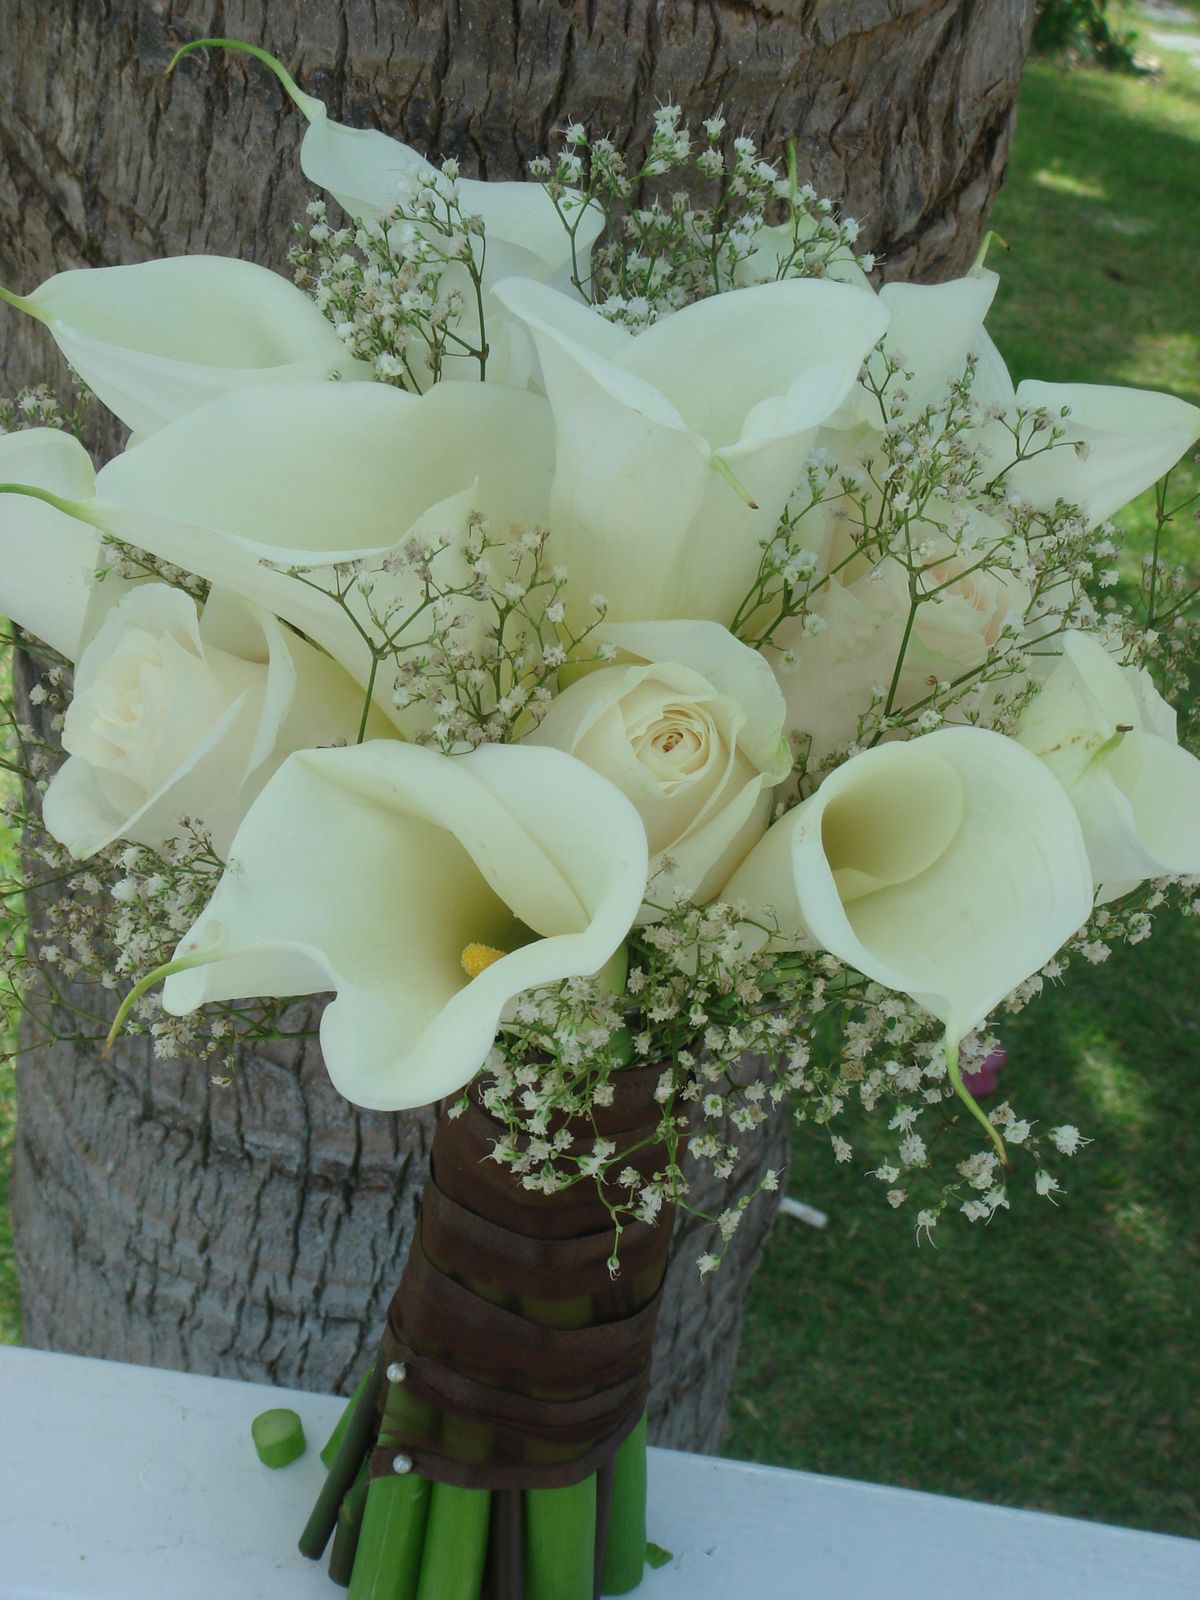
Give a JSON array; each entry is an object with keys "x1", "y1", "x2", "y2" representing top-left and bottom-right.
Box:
[
  {"x1": 289, "y1": 163, "x2": 490, "y2": 389},
  {"x1": 531, "y1": 105, "x2": 868, "y2": 328}
]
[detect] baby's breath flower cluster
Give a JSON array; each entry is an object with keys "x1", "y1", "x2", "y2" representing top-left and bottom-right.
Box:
[
  {"x1": 533, "y1": 107, "x2": 870, "y2": 328},
  {"x1": 289, "y1": 167, "x2": 489, "y2": 388},
  {"x1": 0, "y1": 382, "x2": 90, "y2": 436},
  {"x1": 273, "y1": 515, "x2": 613, "y2": 750},
  {"x1": 0, "y1": 640, "x2": 310, "y2": 1081}
]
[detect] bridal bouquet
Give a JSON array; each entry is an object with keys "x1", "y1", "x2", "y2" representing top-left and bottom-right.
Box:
[{"x1": 2, "y1": 37, "x2": 1199, "y2": 1598}]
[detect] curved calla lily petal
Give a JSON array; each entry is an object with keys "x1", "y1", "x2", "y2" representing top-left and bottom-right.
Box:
[
  {"x1": 2, "y1": 257, "x2": 364, "y2": 437},
  {"x1": 167, "y1": 40, "x2": 603, "y2": 384},
  {"x1": 493, "y1": 275, "x2": 889, "y2": 625},
  {"x1": 1014, "y1": 630, "x2": 1200, "y2": 893},
  {"x1": 724, "y1": 726, "x2": 1093, "y2": 1046},
  {"x1": 1, "y1": 380, "x2": 554, "y2": 724},
  {"x1": 0, "y1": 428, "x2": 99, "y2": 659},
  {"x1": 869, "y1": 270, "x2": 1001, "y2": 416},
  {"x1": 42, "y1": 583, "x2": 377, "y2": 858},
  {"x1": 1001, "y1": 381, "x2": 1200, "y2": 526},
  {"x1": 162, "y1": 742, "x2": 649, "y2": 1110},
  {"x1": 528, "y1": 619, "x2": 791, "y2": 908}
]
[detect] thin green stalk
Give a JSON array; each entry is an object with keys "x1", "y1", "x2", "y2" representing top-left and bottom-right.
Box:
[
  {"x1": 414, "y1": 1482, "x2": 490, "y2": 1600},
  {"x1": 348, "y1": 1473, "x2": 431, "y2": 1600},
  {"x1": 328, "y1": 1462, "x2": 371, "y2": 1587},
  {"x1": 525, "y1": 1477, "x2": 597, "y2": 1600},
  {"x1": 600, "y1": 1415, "x2": 648, "y2": 1595},
  {"x1": 300, "y1": 1352, "x2": 385, "y2": 1560},
  {"x1": 322, "y1": 1366, "x2": 374, "y2": 1469}
]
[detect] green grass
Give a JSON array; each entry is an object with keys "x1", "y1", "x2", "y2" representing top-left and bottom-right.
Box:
[
  {"x1": 726, "y1": 24, "x2": 1200, "y2": 1537},
  {"x1": 2, "y1": 9, "x2": 1198, "y2": 1537}
]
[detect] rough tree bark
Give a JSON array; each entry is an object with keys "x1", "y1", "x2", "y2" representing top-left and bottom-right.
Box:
[{"x1": 0, "y1": 0, "x2": 1034, "y2": 1451}]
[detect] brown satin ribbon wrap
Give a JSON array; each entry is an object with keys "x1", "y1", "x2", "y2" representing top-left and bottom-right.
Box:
[{"x1": 369, "y1": 1064, "x2": 674, "y2": 1490}]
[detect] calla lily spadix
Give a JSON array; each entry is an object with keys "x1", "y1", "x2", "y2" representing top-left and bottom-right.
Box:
[
  {"x1": 0, "y1": 427, "x2": 99, "y2": 660},
  {"x1": 492, "y1": 274, "x2": 890, "y2": 627},
  {"x1": 724, "y1": 727, "x2": 1094, "y2": 1145},
  {"x1": 157, "y1": 741, "x2": 649, "y2": 1110},
  {"x1": 1015, "y1": 630, "x2": 1200, "y2": 899},
  {"x1": 0, "y1": 256, "x2": 365, "y2": 438},
  {"x1": 0, "y1": 378, "x2": 554, "y2": 728}
]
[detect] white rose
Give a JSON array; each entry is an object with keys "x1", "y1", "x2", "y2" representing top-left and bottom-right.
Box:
[
  {"x1": 163, "y1": 742, "x2": 648, "y2": 1110},
  {"x1": 43, "y1": 583, "x2": 381, "y2": 859},
  {"x1": 526, "y1": 620, "x2": 791, "y2": 910},
  {"x1": 1014, "y1": 630, "x2": 1200, "y2": 898},
  {"x1": 770, "y1": 521, "x2": 1030, "y2": 764}
]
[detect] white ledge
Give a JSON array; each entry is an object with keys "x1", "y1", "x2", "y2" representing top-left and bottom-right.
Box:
[{"x1": 2, "y1": 1344, "x2": 1198, "y2": 1598}]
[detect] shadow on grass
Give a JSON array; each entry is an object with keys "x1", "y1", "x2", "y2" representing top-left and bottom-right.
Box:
[
  {"x1": 725, "y1": 905, "x2": 1200, "y2": 1537},
  {"x1": 987, "y1": 60, "x2": 1200, "y2": 407}
]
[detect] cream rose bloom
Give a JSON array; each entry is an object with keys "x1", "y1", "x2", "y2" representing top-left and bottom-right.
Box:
[
  {"x1": 1014, "y1": 630, "x2": 1200, "y2": 899},
  {"x1": 526, "y1": 620, "x2": 791, "y2": 910},
  {"x1": 770, "y1": 518, "x2": 1030, "y2": 764},
  {"x1": 43, "y1": 584, "x2": 380, "y2": 859}
]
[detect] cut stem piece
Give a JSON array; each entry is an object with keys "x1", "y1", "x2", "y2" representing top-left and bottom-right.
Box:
[
  {"x1": 600, "y1": 1415, "x2": 648, "y2": 1595},
  {"x1": 348, "y1": 1473, "x2": 432, "y2": 1600},
  {"x1": 415, "y1": 1481, "x2": 491, "y2": 1600},
  {"x1": 526, "y1": 1476, "x2": 597, "y2": 1600}
]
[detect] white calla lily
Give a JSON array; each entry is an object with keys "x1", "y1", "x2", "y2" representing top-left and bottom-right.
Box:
[
  {"x1": 1014, "y1": 630, "x2": 1200, "y2": 897},
  {"x1": 527, "y1": 619, "x2": 791, "y2": 909},
  {"x1": 161, "y1": 742, "x2": 648, "y2": 1110},
  {"x1": 998, "y1": 381, "x2": 1200, "y2": 527},
  {"x1": 0, "y1": 257, "x2": 364, "y2": 437},
  {"x1": 169, "y1": 41, "x2": 604, "y2": 385},
  {"x1": 724, "y1": 727, "x2": 1093, "y2": 1051},
  {"x1": 43, "y1": 583, "x2": 379, "y2": 859},
  {"x1": 869, "y1": 269, "x2": 1010, "y2": 416},
  {"x1": 0, "y1": 379, "x2": 553, "y2": 726},
  {"x1": 0, "y1": 427, "x2": 99, "y2": 659},
  {"x1": 493, "y1": 275, "x2": 889, "y2": 626}
]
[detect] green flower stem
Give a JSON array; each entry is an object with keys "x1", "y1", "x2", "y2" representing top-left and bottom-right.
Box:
[
  {"x1": 946, "y1": 1037, "x2": 1008, "y2": 1166},
  {"x1": 413, "y1": 1482, "x2": 491, "y2": 1600},
  {"x1": 328, "y1": 1462, "x2": 371, "y2": 1588},
  {"x1": 348, "y1": 1473, "x2": 432, "y2": 1600},
  {"x1": 599, "y1": 1415, "x2": 648, "y2": 1595},
  {"x1": 322, "y1": 1366, "x2": 373, "y2": 1469},
  {"x1": 165, "y1": 38, "x2": 321, "y2": 121},
  {"x1": 525, "y1": 1477, "x2": 597, "y2": 1600},
  {"x1": 299, "y1": 1351, "x2": 385, "y2": 1560}
]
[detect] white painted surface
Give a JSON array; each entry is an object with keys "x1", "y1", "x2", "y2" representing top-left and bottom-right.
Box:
[{"x1": 2, "y1": 1344, "x2": 1198, "y2": 1598}]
